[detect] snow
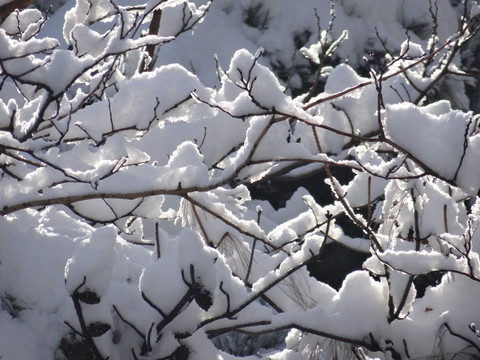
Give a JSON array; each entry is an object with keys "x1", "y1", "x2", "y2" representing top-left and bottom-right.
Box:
[
  {"x1": 400, "y1": 39, "x2": 424, "y2": 58},
  {"x1": 1, "y1": 0, "x2": 480, "y2": 359},
  {"x1": 324, "y1": 64, "x2": 365, "y2": 95},
  {"x1": 1, "y1": 8, "x2": 44, "y2": 37},
  {"x1": 254, "y1": 270, "x2": 389, "y2": 346},
  {"x1": 383, "y1": 102, "x2": 472, "y2": 181},
  {"x1": 139, "y1": 240, "x2": 189, "y2": 314},
  {"x1": 65, "y1": 226, "x2": 117, "y2": 296},
  {"x1": 472, "y1": 2, "x2": 480, "y2": 18},
  {"x1": 379, "y1": 249, "x2": 468, "y2": 274},
  {"x1": 456, "y1": 132, "x2": 480, "y2": 195},
  {"x1": 0, "y1": 28, "x2": 59, "y2": 57},
  {"x1": 0, "y1": 311, "x2": 52, "y2": 360}
]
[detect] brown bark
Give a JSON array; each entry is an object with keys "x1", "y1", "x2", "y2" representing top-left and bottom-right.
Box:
[
  {"x1": 139, "y1": 9, "x2": 162, "y2": 73},
  {"x1": 0, "y1": 0, "x2": 37, "y2": 23}
]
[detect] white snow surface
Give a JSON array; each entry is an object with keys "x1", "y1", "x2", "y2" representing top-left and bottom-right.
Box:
[{"x1": 0, "y1": 0, "x2": 479, "y2": 359}]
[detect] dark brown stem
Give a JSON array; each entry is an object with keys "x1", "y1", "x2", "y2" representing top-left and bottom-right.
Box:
[
  {"x1": 71, "y1": 277, "x2": 105, "y2": 360},
  {"x1": 190, "y1": 203, "x2": 212, "y2": 247},
  {"x1": 140, "y1": 9, "x2": 162, "y2": 73},
  {"x1": 303, "y1": 12, "x2": 480, "y2": 111},
  {"x1": 311, "y1": 125, "x2": 383, "y2": 252},
  {"x1": 155, "y1": 222, "x2": 161, "y2": 259},
  {"x1": 113, "y1": 304, "x2": 145, "y2": 339},
  {"x1": 0, "y1": 0, "x2": 36, "y2": 24},
  {"x1": 244, "y1": 237, "x2": 257, "y2": 285}
]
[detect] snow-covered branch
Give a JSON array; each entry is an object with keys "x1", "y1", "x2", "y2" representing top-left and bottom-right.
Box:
[{"x1": 1, "y1": 1, "x2": 480, "y2": 359}]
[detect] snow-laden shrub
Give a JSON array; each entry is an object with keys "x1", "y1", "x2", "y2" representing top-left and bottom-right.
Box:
[{"x1": 1, "y1": 1, "x2": 480, "y2": 359}]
